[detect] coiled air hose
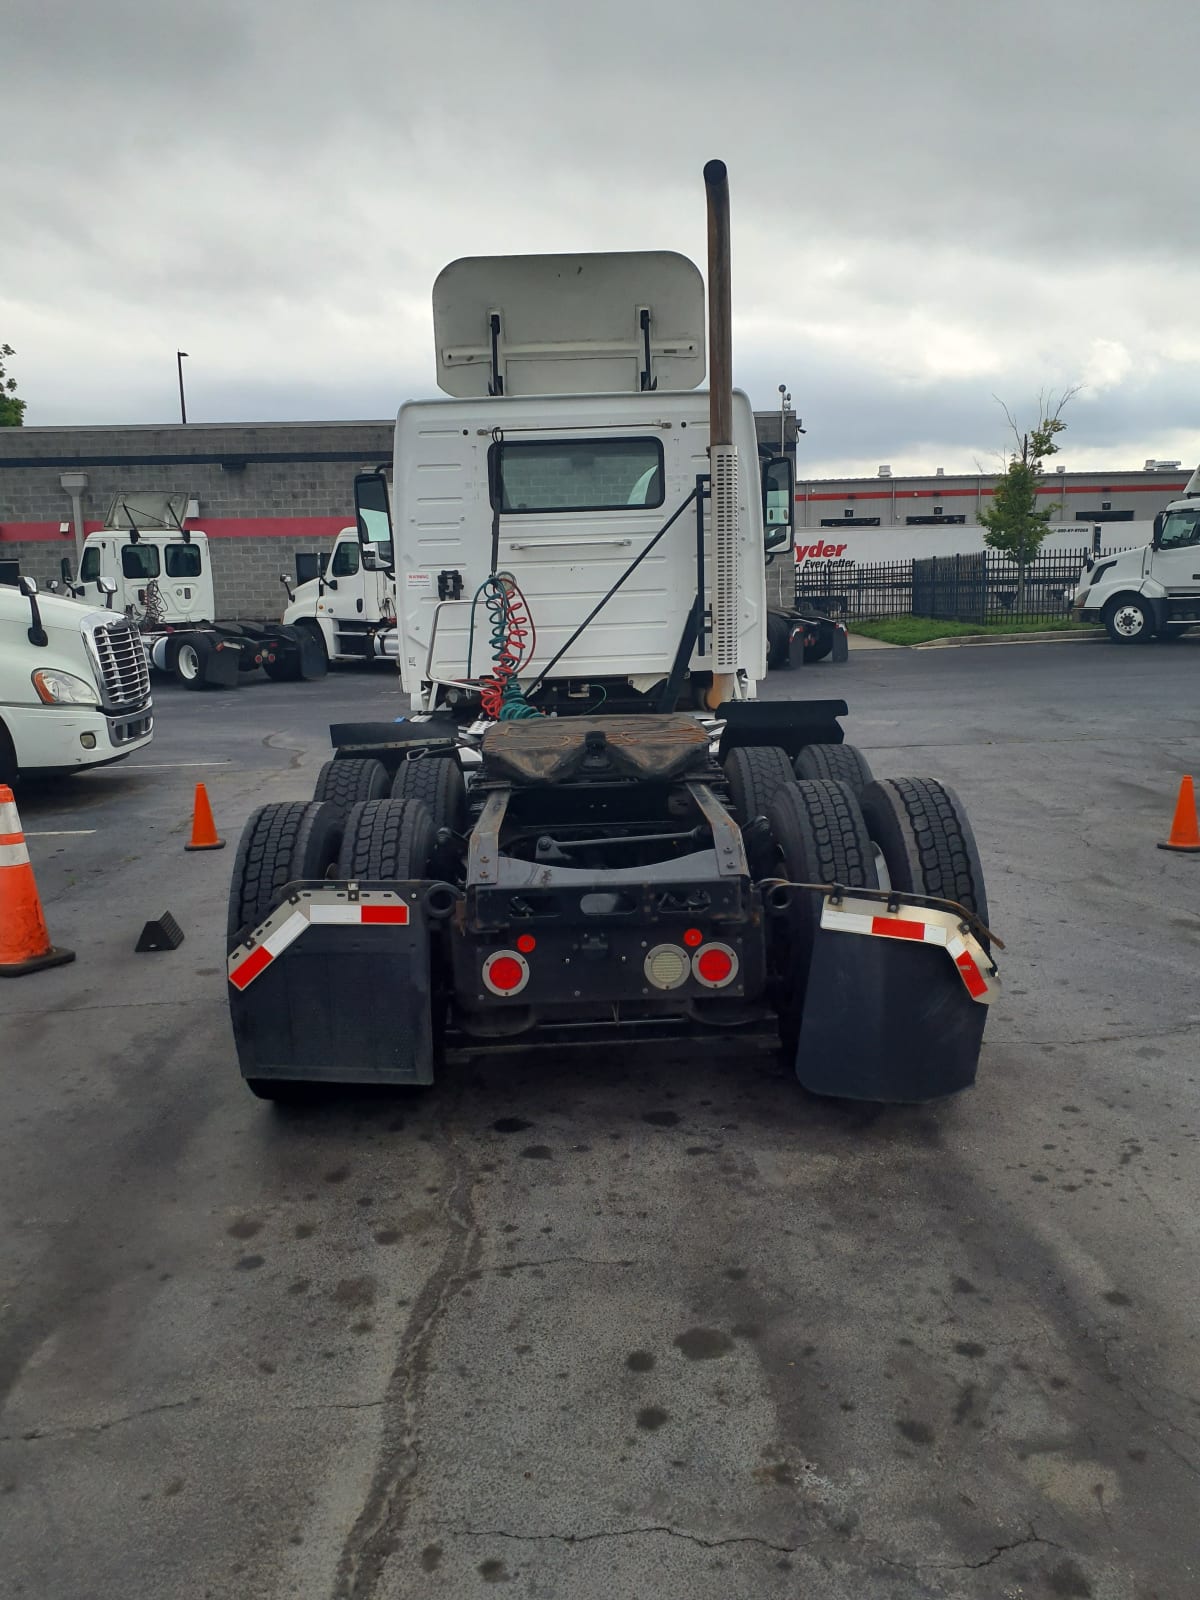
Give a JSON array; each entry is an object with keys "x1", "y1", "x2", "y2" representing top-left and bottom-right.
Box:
[{"x1": 470, "y1": 574, "x2": 540, "y2": 720}]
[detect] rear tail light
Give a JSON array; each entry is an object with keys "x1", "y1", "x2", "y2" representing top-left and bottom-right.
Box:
[
  {"x1": 692, "y1": 942, "x2": 738, "y2": 989},
  {"x1": 482, "y1": 950, "x2": 530, "y2": 996},
  {"x1": 643, "y1": 944, "x2": 690, "y2": 990}
]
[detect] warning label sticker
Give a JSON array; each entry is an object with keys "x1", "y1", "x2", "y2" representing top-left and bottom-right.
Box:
[{"x1": 404, "y1": 571, "x2": 434, "y2": 595}]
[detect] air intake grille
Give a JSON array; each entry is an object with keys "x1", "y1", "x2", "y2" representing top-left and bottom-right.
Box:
[
  {"x1": 89, "y1": 617, "x2": 150, "y2": 711},
  {"x1": 709, "y1": 443, "x2": 740, "y2": 671}
]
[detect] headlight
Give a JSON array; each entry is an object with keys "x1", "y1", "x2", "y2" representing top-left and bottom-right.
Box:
[{"x1": 32, "y1": 668, "x2": 101, "y2": 706}]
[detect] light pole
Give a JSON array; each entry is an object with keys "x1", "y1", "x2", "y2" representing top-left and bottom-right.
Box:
[
  {"x1": 778, "y1": 382, "x2": 791, "y2": 454},
  {"x1": 176, "y1": 351, "x2": 189, "y2": 424}
]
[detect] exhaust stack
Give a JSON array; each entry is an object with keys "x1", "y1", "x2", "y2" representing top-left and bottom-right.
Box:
[{"x1": 703, "y1": 160, "x2": 739, "y2": 696}]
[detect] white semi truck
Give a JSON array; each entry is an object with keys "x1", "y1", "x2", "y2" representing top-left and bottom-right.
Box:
[
  {"x1": 73, "y1": 503, "x2": 327, "y2": 687},
  {"x1": 279, "y1": 526, "x2": 399, "y2": 664},
  {"x1": 1072, "y1": 465, "x2": 1200, "y2": 641},
  {"x1": 0, "y1": 576, "x2": 153, "y2": 784},
  {"x1": 225, "y1": 162, "x2": 998, "y2": 1108}
]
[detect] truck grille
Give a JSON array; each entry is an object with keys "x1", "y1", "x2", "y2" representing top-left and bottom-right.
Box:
[{"x1": 89, "y1": 617, "x2": 151, "y2": 711}]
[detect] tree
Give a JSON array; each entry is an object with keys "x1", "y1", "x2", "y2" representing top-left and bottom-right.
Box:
[
  {"x1": 1, "y1": 343, "x2": 27, "y2": 426},
  {"x1": 978, "y1": 390, "x2": 1075, "y2": 607}
]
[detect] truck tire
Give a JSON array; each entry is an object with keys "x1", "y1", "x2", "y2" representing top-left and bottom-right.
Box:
[
  {"x1": 723, "y1": 745, "x2": 795, "y2": 823},
  {"x1": 390, "y1": 755, "x2": 467, "y2": 833},
  {"x1": 168, "y1": 632, "x2": 215, "y2": 690},
  {"x1": 794, "y1": 742, "x2": 874, "y2": 797},
  {"x1": 0, "y1": 720, "x2": 16, "y2": 787},
  {"x1": 1102, "y1": 594, "x2": 1154, "y2": 644},
  {"x1": 313, "y1": 757, "x2": 390, "y2": 816},
  {"x1": 262, "y1": 642, "x2": 301, "y2": 681},
  {"x1": 859, "y1": 777, "x2": 989, "y2": 928},
  {"x1": 227, "y1": 800, "x2": 343, "y2": 945},
  {"x1": 765, "y1": 778, "x2": 879, "y2": 1045},
  {"x1": 336, "y1": 798, "x2": 436, "y2": 881},
  {"x1": 803, "y1": 635, "x2": 833, "y2": 664}
]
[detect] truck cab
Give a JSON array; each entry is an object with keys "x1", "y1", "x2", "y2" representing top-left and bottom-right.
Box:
[
  {"x1": 0, "y1": 578, "x2": 153, "y2": 784},
  {"x1": 282, "y1": 526, "x2": 398, "y2": 663},
  {"x1": 79, "y1": 527, "x2": 215, "y2": 626},
  {"x1": 1074, "y1": 465, "x2": 1200, "y2": 641}
]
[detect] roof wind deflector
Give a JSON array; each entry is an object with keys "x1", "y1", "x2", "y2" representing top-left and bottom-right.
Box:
[
  {"x1": 639, "y1": 308, "x2": 657, "y2": 392},
  {"x1": 487, "y1": 313, "x2": 504, "y2": 397}
]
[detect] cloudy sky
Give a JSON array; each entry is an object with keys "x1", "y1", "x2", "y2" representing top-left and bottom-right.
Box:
[{"x1": 4, "y1": 0, "x2": 1198, "y2": 477}]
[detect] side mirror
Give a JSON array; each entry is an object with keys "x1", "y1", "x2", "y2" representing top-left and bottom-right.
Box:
[
  {"x1": 98, "y1": 577, "x2": 118, "y2": 609},
  {"x1": 60, "y1": 556, "x2": 74, "y2": 585},
  {"x1": 279, "y1": 572, "x2": 296, "y2": 602},
  {"x1": 1152, "y1": 512, "x2": 1164, "y2": 547},
  {"x1": 761, "y1": 455, "x2": 796, "y2": 553},
  {"x1": 355, "y1": 467, "x2": 394, "y2": 551},
  {"x1": 19, "y1": 576, "x2": 48, "y2": 646}
]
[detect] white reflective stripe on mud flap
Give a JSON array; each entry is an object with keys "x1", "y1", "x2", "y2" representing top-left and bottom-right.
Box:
[
  {"x1": 819, "y1": 895, "x2": 997, "y2": 1004},
  {"x1": 309, "y1": 905, "x2": 366, "y2": 925},
  {"x1": 0, "y1": 841, "x2": 31, "y2": 868},
  {"x1": 263, "y1": 911, "x2": 308, "y2": 958}
]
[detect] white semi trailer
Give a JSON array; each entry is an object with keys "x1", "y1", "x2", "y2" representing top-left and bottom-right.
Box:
[{"x1": 225, "y1": 162, "x2": 998, "y2": 1108}]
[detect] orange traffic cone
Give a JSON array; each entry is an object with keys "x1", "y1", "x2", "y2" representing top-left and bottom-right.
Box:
[
  {"x1": 185, "y1": 783, "x2": 225, "y2": 851},
  {"x1": 1158, "y1": 775, "x2": 1200, "y2": 853},
  {"x1": 0, "y1": 786, "x2": 75, "y2": 976}
]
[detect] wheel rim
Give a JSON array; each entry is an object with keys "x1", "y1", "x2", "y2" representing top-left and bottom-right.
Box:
[
  {"x1": 1113, "y1": 605, "x2": 1145, "y2": 638},
  {"x1": 177, "y1": 643, "x2": 200, "y2": 679}
]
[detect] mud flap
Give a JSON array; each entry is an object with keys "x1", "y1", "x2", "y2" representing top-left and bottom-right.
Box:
[
  {"x1": 795, "y1": 930, "x2": 986, "y2": 1102},
  {"x1": 203, "y1": 641, "x2": 242, "y2": 688},
  {"x1": 831, "y1": 626, "x2": 849, "y2": 663},
  {"x1": 295, "y1": 627, "x2": 328, "y2": 680},
  {"x1": 229, "y1": 893, "x2": 434, "y2": 1086}
]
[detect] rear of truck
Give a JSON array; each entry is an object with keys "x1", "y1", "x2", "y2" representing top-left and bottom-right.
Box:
[{"x1": 225, "y1": 162, "x2": 999, "y2": 1110}]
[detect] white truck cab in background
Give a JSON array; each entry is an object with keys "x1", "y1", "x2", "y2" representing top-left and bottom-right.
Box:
[
  {"x1": 1074, "y1": 464, "x2": 1200, "y2": 642},
  {"x1": 0, "y1": 577, "x2": 153, "y2": 784},
  {"x1": 281, "y1": 527, "x2": 398, "y2": 663}
]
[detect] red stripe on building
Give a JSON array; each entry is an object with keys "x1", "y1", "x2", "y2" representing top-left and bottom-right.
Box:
[
  {"x1": 796, "y1": 482, "x2": 1185, "y2": 503},
  {"x1": 0, "y1": 515, "x2": 350, "y2": 545}
]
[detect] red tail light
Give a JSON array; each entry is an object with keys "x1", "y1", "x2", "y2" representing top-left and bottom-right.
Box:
[
  {"x1": 482, "y1": 950, "x2": 530, "y2": 996},
  {"x1": 692, "y1": 942, "x2": 738, "y2": 989}
]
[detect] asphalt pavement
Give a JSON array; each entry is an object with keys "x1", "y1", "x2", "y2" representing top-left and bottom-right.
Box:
[{"x1": 2, "y1": 643, "x2": 1199, "y2": 1600}]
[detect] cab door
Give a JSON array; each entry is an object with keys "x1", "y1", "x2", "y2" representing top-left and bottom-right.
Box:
[
  {"x1": 1150, "y1": 507, "x2": 1200, "y2": 601},
  {"x1": 162, "y1": 541, "x2": 205, "y2": 620},
  {"x1": 321, "y1": 534, "x2": 372, "y2": 640}
]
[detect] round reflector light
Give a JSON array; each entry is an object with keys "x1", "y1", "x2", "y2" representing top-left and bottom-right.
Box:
[
  {"x1": 482, "y1": 950, "x2": 529, "y2": 996},
  {"x1": 692, "y1": 942, "x2": 738, "y2": 989},
  {"x1": 682, "y1": 927, "x2": 703, "y2": 948},
  {"x1": 644, "y1": 944, "x2": 690, "y2": 991},
  {"x1": 516, "y1": 933, "x2": 537, "y2": 954}
]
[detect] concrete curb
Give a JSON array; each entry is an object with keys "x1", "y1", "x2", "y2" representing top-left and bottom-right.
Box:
[{"x1": 910, "y1": 630, "x2": 1107, "y2": 650}]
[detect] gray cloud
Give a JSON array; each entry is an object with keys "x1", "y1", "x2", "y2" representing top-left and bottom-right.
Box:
[{"x1": 4, "y1": 0, "x2": 1198, "y2": 472}]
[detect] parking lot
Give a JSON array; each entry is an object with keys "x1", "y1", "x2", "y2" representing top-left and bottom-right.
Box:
[{"x1": 2, "y1": 641, "x2": 1199, "y2": 1600}]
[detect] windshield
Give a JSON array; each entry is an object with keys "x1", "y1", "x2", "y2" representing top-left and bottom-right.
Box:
[{"x1": 1159, "y1": 508, "x2": 1200, "y2": 549}]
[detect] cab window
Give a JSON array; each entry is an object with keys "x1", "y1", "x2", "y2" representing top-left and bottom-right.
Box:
[
  {"x1": 164, "y1": 543, "x2": 202, "y2": 578},
  {"x1": 121, "y1": 544, "x2": 161, "y2": 579},
  {"x1": 1159, "y1": 510, "x2": 1200, "y2": 550},
  {"x1": 490, "y1": 437, "x2": 665, "y2": 513},
  {"x1": 80, "y1": 547, "x2": 101, "y2": 582},
  {"x1": 330, "y1": 540, "x2": 361, "y2": 577}
]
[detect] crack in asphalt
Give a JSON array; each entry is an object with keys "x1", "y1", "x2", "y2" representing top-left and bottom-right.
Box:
[
  {"x1": 452, "y1": 1524, "x2": 804, "y2": 1555},
  {"x1": 331, "y1": 1105, "x2": 482, "y2": 1600},
  {"x1": 4, "y1": 1397, "x2": 200, "y2": 1441},
  {"x1": 459, "y1": 1255, "x2": 634, "y2": 1280}
]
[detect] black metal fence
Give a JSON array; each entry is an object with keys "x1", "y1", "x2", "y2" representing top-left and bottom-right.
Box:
[{"x1": 796, "y1": 546, "x2": 1125, "y2": 625}]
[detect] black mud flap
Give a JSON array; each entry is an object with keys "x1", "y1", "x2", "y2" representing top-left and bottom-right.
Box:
[
  {"x1": 295, "y1": 627, "x2": 328, "y2": 681},
  {"x1": 794, "y1": 930, "x2": 986, "y2": 1102},
  {"x1": 203, "y1": 641, "x2": 241, "y2": 688},
  {"x1": 230, "y1": 902, "x2": 434, "y2": 1086},
  {"x1": 831, "y1": 626, "x2": 849, "y2": 663}
]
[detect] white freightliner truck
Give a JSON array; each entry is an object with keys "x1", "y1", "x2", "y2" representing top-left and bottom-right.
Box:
[
  {"x1": 1072, "y1": 465, "x2": 1200, "y2": 641},
  {"x1": 0, "y1": 576, "x2": 153, "y2": 784},
  {"x1": 225, "y1": 162, "x2": 998, "y2": 1107},
  {"x1": 279, "y1": 526, "x2": 399, "y2": 664},
  {"x1": 73, "y1": 499, "x2": 327, "y2": 688}
]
